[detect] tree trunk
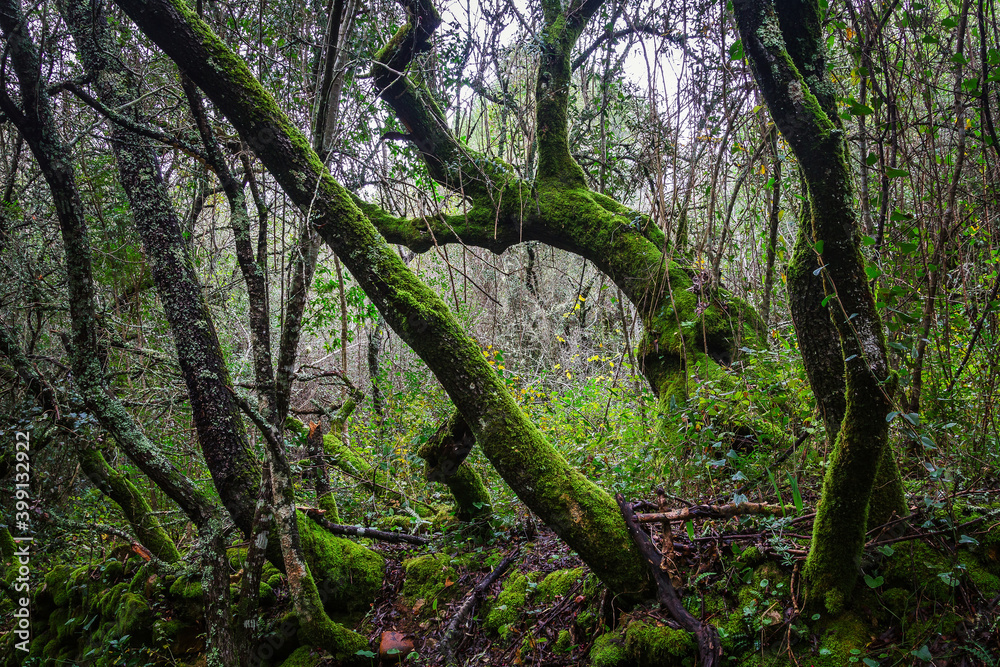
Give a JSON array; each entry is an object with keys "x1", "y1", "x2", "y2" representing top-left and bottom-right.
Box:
[{"x1": 734, "y1": 0, "x2": 908, "y2": 612}]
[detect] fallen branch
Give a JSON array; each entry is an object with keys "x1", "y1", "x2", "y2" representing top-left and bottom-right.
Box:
[
  {"x1": 438, "y1": 549, "x2": 520, "y2": 666},
  {"x1": 635, "y1": 502, "x2": 796, "y2": 523},
  {"x1": 303, "y1": 508, "x2": 429, "y2": 545},
  {"x1": 616, "y1": 494, "x2": 722, "y2": 667}
]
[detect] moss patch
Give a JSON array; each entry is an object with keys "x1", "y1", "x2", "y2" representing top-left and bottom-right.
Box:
[
  {"x1": 297, "y1": 510, "x2": 384, "y2": 616},
  {"x1": 624, "y1": 620, "x2": 694, "y2": 667},
  {"x1": 589, "y1": 632, "x2": 627, "y2": 667},
  {"x1": 484, "y1": 571, "x2": 530, "y2": 638}
]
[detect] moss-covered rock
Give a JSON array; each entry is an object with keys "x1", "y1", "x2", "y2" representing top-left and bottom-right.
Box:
[
  {"x1": 537, "y1": 567, "x2": 584, "y2": 603},
  {"x1": 297, "y1": 510, "x2": 384, "y2": 616},
  {"x1": 589, "y1": 632, "x2": 627, "y2": 667},
  {"x1": 624, "y1": 620, "x2": 694, "y2": 667},
  {"x1": 808, "y1": 611, "x2": 874, "y2": 667},
  {"x1": 279, "y1": 645, "x2": 328, "y2": 667},
  {"x1": 401, "y1": 552, "x2": 466, "y2": 615},
  {"x1": 484, "y1": 571, "x2": 530, "y2": 638},
  {"x1": 45, "y1": 564, "x2": 73, "y2": 607},
  {"x1": 555, "y1": 629, "x2": 573, "y2": 654}
]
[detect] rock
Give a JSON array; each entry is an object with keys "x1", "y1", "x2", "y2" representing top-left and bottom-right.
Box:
[{"x1": 379, "y1": 631, "x2": 414, "y2": 663}]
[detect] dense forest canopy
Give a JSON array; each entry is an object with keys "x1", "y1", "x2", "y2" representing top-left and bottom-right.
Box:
[{"x1": 0, "y1": 0, "x2": 998, "y2": 664}]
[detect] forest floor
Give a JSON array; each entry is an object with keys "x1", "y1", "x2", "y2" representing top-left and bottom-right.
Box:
[{"x1": 315, "y1": 493, "x2": 1000, "y2": 667}]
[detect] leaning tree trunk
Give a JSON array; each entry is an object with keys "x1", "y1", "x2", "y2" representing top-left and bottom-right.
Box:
[
  {"x1": 734, "y1": 0, "x2": 908, "y2": 613},
  {"x1": 112, "y1": 0, "x2": 655, "y2": 603}
]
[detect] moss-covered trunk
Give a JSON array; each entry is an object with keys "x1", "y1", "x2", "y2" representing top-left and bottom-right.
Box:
[
  {"x1": 113, "y1": 0, "x2": 654, "y2": 602},
  {"x1": 60, "y1": 0, "x2": 261, "y2": 537},
  {"x1": 734, "y1": 0, "x2": 908, "y2": 612}
]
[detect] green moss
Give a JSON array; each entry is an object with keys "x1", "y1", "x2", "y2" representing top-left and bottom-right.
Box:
[
  {"x1": 555, "y1": 629, "x2": 573, "y2": 654},
  {"x1": 445, "y1": 462, "x2": 492, "y2": 522},
  {"x1": 45, "y1": 564, "x2": 73, "y2": 607},
  {"x1": 881, "y1": 541, "x2": 956, "y2": 601},
  {"x1": 485, "y1": 571, "x2": 530, "y2": 637},
  {"x1": 959, "y1": 550, "x2": 1000, "y2": 597},
  {"x1": 279, "y1": 645, "x2": 327, "y2": 667},
  {"x1": 588, "y1": 632, "x2": 627, "y2": 667},
  {"x1": 0, "y1": 526, "x2": 14, "y2": 562},
  {"x1": 809, "y1": 612, "x2": 873, "y2": 667},
  {"x1": 878, "y1": 587, "x2": 915, "y2": 618},
  {"x1": 902, "y1": 608, "x2": 963, "y2": 645},
  {"x1": 737, "y1": 546, "x2": 767, "y2": 567},
  {"x1": 98, "y1": 582, "x2": 127, "y2": 618},
  {"x1": 169, "y1": 576, "x2": 204, "y2": 600},
  {"x1": 401, "y1": 553, "x2": 463, "y2": 609},
  {"x1": 377, "y1": 514, "x2": 415, "y2": 533},
  {"x1": 979, "y1": 523, "x2": 1000, "y2": 575},
  {"x1": 624, "y1": 620, "x2": 694, "y2": 667},
  {"x1": 536, "y1": 568, "x2": 584, "y2": 602},
  {"x1": 317, "y1": 493, "x2": 340, "y2": 521},
  {"x1": 102, "y1": 560, "x2": 124, "y2": 582},
  {"x1": 115, "y1": 592, "x2": 153, "y2": 636},
  {"x1": 298, "y1": 511, "x2": 384, "y2": 615}
]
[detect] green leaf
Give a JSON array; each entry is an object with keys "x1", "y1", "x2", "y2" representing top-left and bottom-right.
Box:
[
  {"x1": 686, "y1": 520, "x2": 695, "y2": 541},
  {"x1": 787, "y1": 472, "x2": 804, "y2": 514},
  {"x1": 911, "y1": 645, "x2": 933, "y2": 661},
  {"x1": 355, "y1": 650, "x2": 377, "y2": 658},
  {"x1": 886, "y1": 167, "x2": 909, "y2": 178},
  {"x1": 899, "y1": 242, "x2": 918, "y2": 253},
  {"x1": 863, "y1": 658, "x2": 880, "y2": 667},
  {"x1": 862, "y1": 235, "x2": 876, "y2": 246},
  {"x1": 864, "y1": 574, "x2": 884, "y2": 588},
  {"x1": 959, "y1": 534, "x2": 980, "y2": 545},
  {"x1": 814, "y1": 240, "x2": 824, "y2": 254},
  {"x1": 950, "y1": 53, "x2": 969, "y2": 64},
  {"x1": 941, "y1": 16, "x2": 959, "y2": 28},
  {"x1": 865, "y1": 265, "x2": 883, "y2": 280},
  {"x1": 937, "y1": 571, "x2": 960, "y2": 587},
  {"x1": 849, "y1": 100, "x2": 875, "y2": 115},
  {"x1": 865, "y1": 152, "x2": 879, "y2": 166},
  {"x1": 729, "y1": 40, "x2": 744, "y2": 60},
  {"x1": 886, "y1": 411, "x2": 899, "y2": 423}
]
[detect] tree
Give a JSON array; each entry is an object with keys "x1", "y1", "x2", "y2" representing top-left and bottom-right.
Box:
[{"x1": 733, "y1": 0, "x2": 908, "y2": 611}]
